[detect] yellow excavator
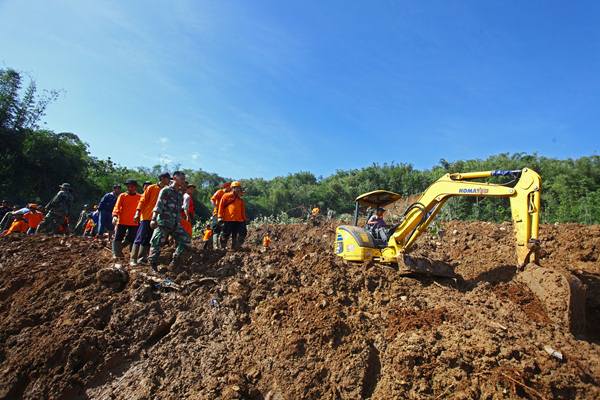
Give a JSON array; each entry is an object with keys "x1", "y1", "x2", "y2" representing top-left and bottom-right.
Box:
[{"x1": 334, "y1": 168, "x2": 586, "y2": 334}]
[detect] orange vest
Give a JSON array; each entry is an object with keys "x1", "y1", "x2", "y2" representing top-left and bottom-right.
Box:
[{"x1": 203, "y1": 228, "x2": 213, "y2": 241}]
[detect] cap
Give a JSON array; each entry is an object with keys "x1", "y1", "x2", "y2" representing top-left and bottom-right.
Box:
[
  {"x1": 143, "y1": 181, "x2": 152, "y2": 186},
  {"x1": 60, "y1": 183, "x2": 71, "y2": 189},
  {"x1": 27, "y1": 203, "x2": 38, "y2": 209},
  {"x1": 124, "y1": 179, "x2": 138, "y2": 186},
  {"x1": 230, "y1": 181, "x2": 241, "y2": 188},
  {"x1": 112, "y1": 184, "x2": 121, "y2": 189},
  {"x1": 187, "y1": 184, "x2": 196, "y2": 189},
  {"x1": 158, "y1": 172, "x2": 171, "y2": 180}
]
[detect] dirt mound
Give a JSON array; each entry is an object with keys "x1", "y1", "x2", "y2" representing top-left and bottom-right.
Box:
[{"x1": 0, "y1": 221, "x2": 599, "y2": 399}]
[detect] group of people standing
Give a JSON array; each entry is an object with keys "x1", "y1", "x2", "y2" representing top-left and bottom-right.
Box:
[{"x1": 1, "y1": 172, "x2": 249, "y2": 272}]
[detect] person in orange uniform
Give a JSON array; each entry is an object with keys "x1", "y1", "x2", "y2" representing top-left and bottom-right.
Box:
[
  {"x1": 202, "y1": 224, "x2": 213, "y2": 250},
  {"x1": 0, "y1": 212, "x2": 28, "y2": 237},
  {"x1": 180, "y1": 183, "x2": 196, "y2": 237},
  {"x1": 111, "y1": 179, "x2": 142, "y2": 259},
  {"x1": 217, "y1": 181, "x2": 247, "y2": 250},
  {"x1": 210, "y1": 182, "x2": 231, "y2": 248},
  {"x1": 262, "y1": 231, "x2": 271, "y2": 250},
  {"x1": 131, "y1": 173, "x2": 170, "y2": 265},
  {"x1": 23, "y1": 204, "x2": 44, "y2": 234}
]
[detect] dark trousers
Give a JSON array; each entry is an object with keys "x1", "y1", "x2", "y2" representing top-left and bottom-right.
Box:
[
  {"x1": 220, "y1": 221, "x2": 247, "y2": 249},
  {"x1": 114, "y1": 224, "x2": 137, "y2": 247},
  {"x1": 134, "y1": 220, "x2": 153, "y2": 246}
]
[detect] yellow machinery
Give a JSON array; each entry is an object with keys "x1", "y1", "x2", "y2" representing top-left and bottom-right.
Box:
[{"x1": 335, "y1": 168, "x2": 541, "y2": 274}]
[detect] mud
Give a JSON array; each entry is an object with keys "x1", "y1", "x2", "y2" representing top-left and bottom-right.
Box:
[{"x1": 0, "y1": 221, "x2": 599, "y2": 399}]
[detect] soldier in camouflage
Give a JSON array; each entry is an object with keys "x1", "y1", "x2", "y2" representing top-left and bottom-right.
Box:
[
  {"x1": 37, "y1": 183, "x2": 74, "y2": 234},
  {"x1": 148, "y1": 171, "x2": 191, "y2": 271}
]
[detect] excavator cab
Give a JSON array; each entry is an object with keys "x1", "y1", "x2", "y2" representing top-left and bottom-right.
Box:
[{"x1": 335, "y1": 190, "x2": 402, "y2": 260}]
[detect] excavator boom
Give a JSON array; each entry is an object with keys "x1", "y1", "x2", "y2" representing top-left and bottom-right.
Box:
[{"x1": 384, "y1": 168, "x2": 541, "y2": 266}]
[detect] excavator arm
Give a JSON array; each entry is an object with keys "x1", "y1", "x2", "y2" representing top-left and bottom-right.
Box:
[{"x1": 383, "y1": 168, "x2": 541, "y2": 267}]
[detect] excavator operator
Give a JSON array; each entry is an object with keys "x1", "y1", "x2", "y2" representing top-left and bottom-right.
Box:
[{"x1": 367, "y1": 207, "x2": 389, "y2": 242}]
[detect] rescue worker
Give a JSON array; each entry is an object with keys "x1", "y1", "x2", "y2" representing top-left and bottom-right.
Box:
[
  {"x1": 73, "y1": 204, "x2": 90, "y2": 235},
  {"x1": 37, "y1": 183, "x2": 74, "y2": 234},
  {"x1": 148, "y1": 171, "x2": 191, "y2": 271},
  {"x1": 367, "y1": 207, "x2": 389, "y2": 241},
  {"x1": 0, "y1": 211, "x2": 28, "y2": 237},
  {"x1": 181, "y1": 183, "x2": 196, "y2": 237},
  {"x1": 83, "y1": 206, "x2": 99, "y2": 237},
  {"x1": 202, "y1": 224, "x2": 213, "y2": 250},
  {"x1": 262, "y1": 231, "x2": 272, "y2": 250},
  {"x1": 98, "y1": 184, "x2": 121, "y2": 240},
  {"x1": 131, "y1": 172, "x2": 171, "y2": 266},
  {"x1": 111, "y1": 179, "x2": 141, "y2": 259},
  {"x1": 218, "y1": 181, "x2": 247, "y2": 250},
  {"x1": 23, "y1": 204, "x2": 44, "y2": 234},
  {"x1": 210, "y1": 182, "x2": 231, "y2": 248}
]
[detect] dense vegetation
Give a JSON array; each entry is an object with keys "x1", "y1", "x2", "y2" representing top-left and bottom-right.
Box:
[{"x1": 1, "y1": 68, "x2": 599, "y2": 224}]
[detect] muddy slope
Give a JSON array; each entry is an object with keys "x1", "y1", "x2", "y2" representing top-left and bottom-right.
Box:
[{"x1": 0, "y1": 221, "x2": 598, "y2": 399}]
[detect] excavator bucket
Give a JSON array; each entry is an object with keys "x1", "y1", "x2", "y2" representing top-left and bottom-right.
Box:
[
  {"x1": 517, "y1": 264, "x2": 587, "y2": 335},
  {"x1": 397, "y1": 254, "x2": 456, "y2": 278}
]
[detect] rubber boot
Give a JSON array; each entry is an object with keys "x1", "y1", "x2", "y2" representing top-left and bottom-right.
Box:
[
  {"x1": 138, "y1": 245, "x2": 150, "y2": 264},
  {"x1": 112, "y1": 240, "x2": 124, "y2": 259},
  {"x1": 129, "y1": 244, "x2": 140, "y2": 266}
]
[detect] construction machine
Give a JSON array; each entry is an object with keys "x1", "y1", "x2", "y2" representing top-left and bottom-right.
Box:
[{"x1": 334, "y1": 168, "x2": 586, "y2": 334}]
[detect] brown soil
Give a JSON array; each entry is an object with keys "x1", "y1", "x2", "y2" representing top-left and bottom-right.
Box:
[{"x1": 0, "y1": 221, "x2": 599, "y2": 399}]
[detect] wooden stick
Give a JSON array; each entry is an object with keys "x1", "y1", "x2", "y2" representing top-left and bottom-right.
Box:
[{"x1": 500, "y1": 372, "x2": 548, "y2": 400}]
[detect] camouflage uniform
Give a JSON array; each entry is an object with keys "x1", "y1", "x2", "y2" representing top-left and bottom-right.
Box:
[
  {"x1": 148, "y1": 183, "x2": 191, "y2": 267},
  {"x1": 37, "y1": 188, "x2": 74, "y2": 234}
]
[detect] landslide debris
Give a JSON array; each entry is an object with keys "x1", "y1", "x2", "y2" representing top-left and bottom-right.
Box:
[{"x1": 0, "y1": 221, "x2": 599, "y2": 399}]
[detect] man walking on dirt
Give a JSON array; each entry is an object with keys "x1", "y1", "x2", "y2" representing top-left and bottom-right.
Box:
[
  {"x1": 218, "y1": 181, "x2": 247, "y2": 250},
  {"x1": 148, "y1": 171, "x2": 191, "y2": 272},
  {"x1": 181, "y1": 183, "x2": 196, "y2": 237},
  {"x1": 210, "y1": 182, "x2": 231, "y2": 248},
  {"x1": 37, "y1": 183, "x2": 74, "y2": 234},
  {"x1": 111, "y1": 180, "x2": 141, "y2": 259},
  {"x1": 130, "y1": 172, "x2": 170, "y2": 266},
  {"x1": 98, "y1": 184, "x2": 121, "y2": 241}
]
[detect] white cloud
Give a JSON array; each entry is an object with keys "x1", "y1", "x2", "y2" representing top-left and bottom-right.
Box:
[{"x1": 158, "y1": 137, "x2": 169, "y2": 145}]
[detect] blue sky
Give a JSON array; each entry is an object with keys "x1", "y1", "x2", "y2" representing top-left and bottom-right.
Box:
[{"x1": 1, "y1": 0, "x2": 599, "y2": 179}]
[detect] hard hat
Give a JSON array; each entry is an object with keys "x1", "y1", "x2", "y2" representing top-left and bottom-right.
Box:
[
  {"x1": 60, "y1": 183, "x2": 71, "y2": 189},
  {"x1": 124, "y1": 179, "x2": 138, "y2": 186},
  {"x1": 230, "y1": 181, "x2": 241, "y2": 188}
]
